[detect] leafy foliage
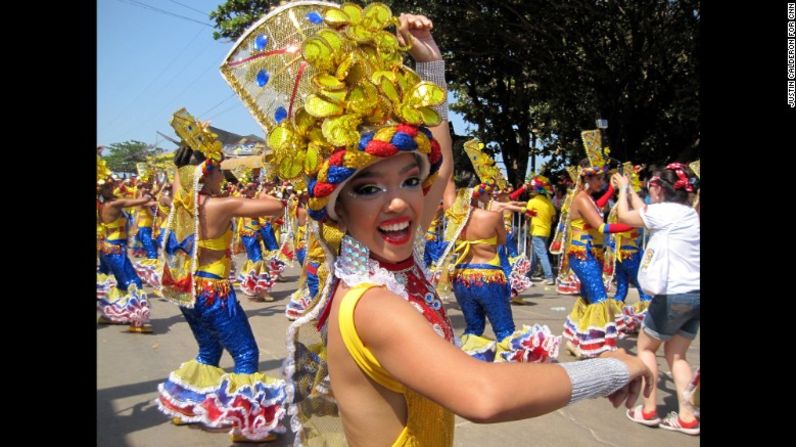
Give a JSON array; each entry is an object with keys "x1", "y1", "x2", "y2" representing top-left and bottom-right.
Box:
[
  {"x1": 104, "y1": 140, "x2": 165, "y2": 173},
  {"x1": 211, "y1": 0, "x2": 700, "y2": 185}
]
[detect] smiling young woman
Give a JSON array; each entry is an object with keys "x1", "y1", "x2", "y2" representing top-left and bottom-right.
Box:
[{"x1": 221, "y1": 2, "x2": 653, "y2": 446}]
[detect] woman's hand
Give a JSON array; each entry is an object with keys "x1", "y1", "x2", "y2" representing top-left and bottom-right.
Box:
[
  {"x1": 599, "y1": 349, "x2": 653, "y2": 408},
  {"x1": 397, "y1": 13, "x2": 442, "y2": 62},
  {"x1": 612, "y1": 173, "x2": 630, "y2": 190}
]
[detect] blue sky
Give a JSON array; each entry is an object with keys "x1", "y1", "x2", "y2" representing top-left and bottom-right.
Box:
[{"x1": 97, "y1": 0, "x2": 475, "y2": 152}]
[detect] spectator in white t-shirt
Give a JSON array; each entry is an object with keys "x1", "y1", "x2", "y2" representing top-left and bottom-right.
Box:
[{"x1": 611, "y1": 163, "x2": 700, "y2": 436}]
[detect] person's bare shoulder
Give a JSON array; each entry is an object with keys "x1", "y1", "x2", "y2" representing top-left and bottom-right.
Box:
[
  {"x1": 472, "y1": 207, "x2": 501, "y2": 221},
  {"x1": 353, "y1": 286, "x2": 427, "y2": 345}
]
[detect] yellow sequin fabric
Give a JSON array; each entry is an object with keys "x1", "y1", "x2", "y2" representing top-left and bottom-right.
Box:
[
  {"x1": 97, "y1": 156, "x2": 113, "y2": 188},
  {"x1": 463, "y1": 139, "x2": 508, "y2": 192},
  {"x1": 170, "y1": 108, "x2": 223, "y2": 162}
]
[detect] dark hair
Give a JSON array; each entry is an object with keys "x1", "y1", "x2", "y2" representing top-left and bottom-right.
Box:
[
  {"x1": 223, "y1": 170, "x2": 239, "y2": 184},
  {"x1": 650, "y1": 164, "x2": 699, "y2": 205},
  {"x1": 99, "y1": 181, "x2": 115, "y2": 198},
  {"x1": 173, "y1": 144, "x2": 207, "y2": 168},
  {"x1": 578, "y1": 158, "x2": 604, "y2": 178}
]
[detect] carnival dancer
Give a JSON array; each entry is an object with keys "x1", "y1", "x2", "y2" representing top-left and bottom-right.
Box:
[
  {"x1": 156, "y1": 108, "x2": 287, "y2": 442},
  {"x1": 96, "y1": 157, "x2": 153, "y2": 333},
  {"x1": 561, "y1": 130, "x2": 635, "y2": 359},
  {"x1": 221, "y1": 4, "x2": 651, "y2": 445},
  {"x1": 441, "y1": 141, "x2": 557, "y2": 362},
  {"x1": 234, "y1": 169, "x2": 278, "y2": 300},
  {"x1": 259, "y1": 207, "x2": 288, "y2": 283},
  {"x1": 132, "y1": 165, "x2": 163, "y2": 289}
]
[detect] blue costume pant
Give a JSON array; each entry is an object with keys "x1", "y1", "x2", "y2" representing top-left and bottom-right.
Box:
[
  {"x1": 569, "y1": 250, "x2": 607, "y2": 304},
  {"x1": 614, "y1": 251, "x2": 652, "y2": 302},
  {"x1": 296, "y1": 246, "x2": 307, "y2": 266},
  {"x1": 180, "y1": 272, "x2": 259, "y2": 373},
  {"x1": 136, "y1": 226, "x2": 158, "y2": 259},
  {"x1": 242, "y1": 235, "x2": 263, "y2": 262},
  {"x1": 452, "y1": 264, "x2": 515, "y2": 341},
  {"x1": 423, "y1": 239, "x2": 447, "y2": 268},
  {"x1": 155, "y1": 230, "x2": 164, "y2": 251},
  {"x1": 98, "y1": 240, "x2": 143, "y2": 291},
  {"x1": 505, "y1": 230, "x2": 518, "y2": 258},
  {"x1": 306, "y1": 262, "x2": 320, "y2": 298},
  {"x1": 498, "y1": 245, "x2": 514, "y2": 289},
  {"x1": 260, "y1": 223, "x2": 279, "y2": 251}
]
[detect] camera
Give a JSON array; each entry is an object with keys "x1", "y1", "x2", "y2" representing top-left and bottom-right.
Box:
[{"x1": 605, "y1": 158, "x2": 622, "y2": 172}]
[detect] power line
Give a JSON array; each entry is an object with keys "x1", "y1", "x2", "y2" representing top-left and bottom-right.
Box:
[
  {"x1": 160, "y1": 58, "x2": 221, "y2": 116},
  {"x1": 166, "y1": 0, "x2": 209, "y2": 18},
  {"x1": 200, "y1": 93, "x2": 236, "y2": 117},
  {"x1": 208, "y1": 101, "x2": 244, "y2": 121},
  {"x1": 114, "y1": 52, "x2": 220, "y2": 141},
  {"x1": 112, "y1": 39, "x2": 218, "y2": 140},
  {"x1": 100, "y1": 24, "x2": 206, "y2": 132},
  {"x1": 117, "y1": 0, "x2": 212, "y2": 27}
]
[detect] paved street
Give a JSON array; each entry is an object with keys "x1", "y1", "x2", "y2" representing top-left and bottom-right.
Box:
[{"x1": 98, "y1": 256, "x2": 699, "y2": 447}]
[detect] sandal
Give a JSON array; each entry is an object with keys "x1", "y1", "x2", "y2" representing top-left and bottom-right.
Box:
[{"x1": 626, "y1": 404, "x2": 660, "y2": 427}]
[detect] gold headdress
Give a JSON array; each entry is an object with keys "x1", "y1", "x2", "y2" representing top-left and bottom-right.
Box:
[
  {"x1": 232, "y1": 165, "x2": 257, "y2": 186},
  {"x1": 463, "y1": 138, "x2": 508, "y2": 194},
  {"x1": 136, "y1": 162, "x2": 154, "y2": 183},
  {"x1": 97, "y1": 156, "x2": 113, "y2": 190},
  {"x1": 580, "y1": 129, "x2": 610, "y2": 176},
  {"x1": 566, "y1": 166, "x2": 579, "y2": 183},
  {"x1": 148, "y1": 153, "x2": 176, "y2": 183},
  {"x1": 220, "y1": 1, "x2": 445, "y2": 223},
  {"x1": 624, "y1": 162, "x2": 643, "y2": 192},
  {"x1": 689, "y1": 160, "x2": 700, "y2": 179},
  {"x1": 689, "y1": 159, "x2": 700, "y2": 209},
  {"x1": 170, "y1": 108, "x2": 223, "y2": 162}
]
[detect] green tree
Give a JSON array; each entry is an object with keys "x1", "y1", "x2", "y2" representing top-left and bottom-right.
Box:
[
  {"x1": 210, "y1": 0, "x2": 700, "y2": 184},
  {"x1": 210, "y1": 0, "x2": 275, "y2": 41},
  {"x1": 104, "y1": 140, "x2": 164, "y2": 173}
]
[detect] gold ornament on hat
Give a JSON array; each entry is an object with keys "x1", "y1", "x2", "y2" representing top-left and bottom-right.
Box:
[
  {"x1": 232, "y1": 165, "x2": 256, "y2": 185},
  {"x1": 623, "y1": 162, "x2": 643, "y2": 193},
  {"x1": 689, "y1": 159, "x2": 700, "y2": 179},
  {"x1": 219, "y1": 1, "x2": 444, "y2": 184},
  {"x1": 565, "y1": 166, "x2": 579, "y2": 183},
  {"x1": 136, "y1": 162, "x2": 154, "y2": 183},
  {"x1": 97, "y1": 156, "x2": 113, "y2": 188},
  {"x1": 463, "y1": 139, "x2": 508, "y2": 191},
  {"x1": 170, "y1": 108, "x2": 223, "y2": 161},
  {"x1": 580, "y1": 129, "x2": 609, "y2": 172}
]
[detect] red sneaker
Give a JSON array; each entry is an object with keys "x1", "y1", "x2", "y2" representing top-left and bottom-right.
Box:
[{"x1": 659, "y1": 411, "x2": 699, "y2": 435}]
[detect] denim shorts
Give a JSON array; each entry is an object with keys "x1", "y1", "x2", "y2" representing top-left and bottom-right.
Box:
[{"x1": 642, "y1": 291, "x2": 700, "y2": 341}]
